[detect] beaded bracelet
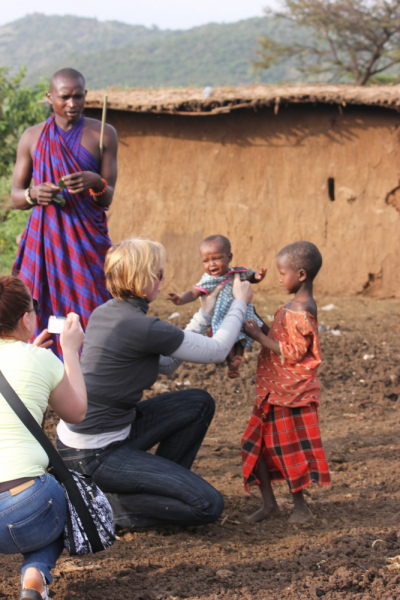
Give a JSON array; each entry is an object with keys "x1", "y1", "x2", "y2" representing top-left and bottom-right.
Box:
[
  {"x1": 89, "y1": 178, "x2": 108, "y2": 198},
  {"x1": 24, "y1": 187, "x2": 36, "y2": 205}
]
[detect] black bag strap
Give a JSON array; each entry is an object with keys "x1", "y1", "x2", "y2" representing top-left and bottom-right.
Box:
[{"x1": 0, "y1": 370, "x2": 104, "y2": 553}]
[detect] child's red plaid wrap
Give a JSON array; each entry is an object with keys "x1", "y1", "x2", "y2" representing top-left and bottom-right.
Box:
[{"x1": 241, "y1": 401, "x2": 331, "y2": 493}]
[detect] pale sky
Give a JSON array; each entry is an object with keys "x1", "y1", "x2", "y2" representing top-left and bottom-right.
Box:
[{"x1": 0, "y1": 0, "x2": 276, "y2": 30}]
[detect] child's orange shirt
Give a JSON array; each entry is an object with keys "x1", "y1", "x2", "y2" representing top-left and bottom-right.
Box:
[{"x1": 255, "y1": 305, "x2": 321, "y2": 408}]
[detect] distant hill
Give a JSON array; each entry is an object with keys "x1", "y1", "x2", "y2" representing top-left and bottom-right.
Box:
[{"x1": 0, "y1": 14, "x2": 303, "y2": 89}]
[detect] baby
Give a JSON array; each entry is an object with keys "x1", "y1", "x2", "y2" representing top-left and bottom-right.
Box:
[{"x1": 168, "y1": 234, "x2": 266, "y2": 377}]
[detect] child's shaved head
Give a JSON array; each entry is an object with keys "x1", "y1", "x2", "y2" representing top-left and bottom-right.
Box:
[
  {"x1": 200, "y1": 235, "x2": 231, "y2": 254},
  {"x1": 278, "y1": 241, "x2": 322, "y2": 280}
]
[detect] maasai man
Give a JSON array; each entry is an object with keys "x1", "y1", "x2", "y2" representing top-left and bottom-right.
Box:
[{"x1": 11, "y1": 68, "x2": 118, "y2": 357}]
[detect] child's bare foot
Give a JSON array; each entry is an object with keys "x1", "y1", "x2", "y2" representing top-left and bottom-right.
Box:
[
  {"x1": 246, "y1": 503, "x2": 281, "y2": 523},
  {"x1": 288, "y1": 503, "x2": 313, "y2": 524},
  {"x1": 227, "y1": 354, "x2": 242, "y2": 378},
  {"x1": 289, "y1": 490, "x2": 313, "y2": 523}
]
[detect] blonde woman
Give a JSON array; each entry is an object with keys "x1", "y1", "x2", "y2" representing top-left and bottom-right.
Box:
[{"x1": 56, "y1": 237, "x2": 253, "y2": 529}]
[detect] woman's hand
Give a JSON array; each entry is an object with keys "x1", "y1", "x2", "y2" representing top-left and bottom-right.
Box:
[
  {"x1": 60, "y1": 313, "x2": 84, "y2": 354},
  {"x1": 32, "y1": 329, "x2": 53, "y2": 349},
  {"x1": 232, "y1": 273, "x2": 253, "y2": 305},
  {"x1": 200, "y1": 283, "x2": 225, "y2": 315}
]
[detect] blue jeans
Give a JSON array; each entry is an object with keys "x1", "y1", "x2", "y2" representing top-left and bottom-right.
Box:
[
  {"x1": 56, "y1": 389, "x2": 224, "y2": 528},
  {"x1": 0, "y1": 474, "x2": 66, "y2": 585}
]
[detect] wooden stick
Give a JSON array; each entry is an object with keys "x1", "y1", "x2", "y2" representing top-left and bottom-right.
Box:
[{"x1": 99, "y1": 95, "x2": 108, "y2": 160}]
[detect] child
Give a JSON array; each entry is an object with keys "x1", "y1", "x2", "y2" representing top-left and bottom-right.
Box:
[
  {"x1": 168, "y1": 234, "x2": 266, "y2": 378},
  {"x1": 241, "y1": 241, "x2": 331, "y2": 524}
]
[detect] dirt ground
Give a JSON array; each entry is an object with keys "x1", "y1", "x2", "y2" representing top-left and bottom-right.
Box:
[{"x1": 2, "y1": 293, "x2": 400, "y2": 600}]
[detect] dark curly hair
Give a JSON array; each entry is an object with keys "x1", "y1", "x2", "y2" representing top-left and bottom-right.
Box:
[
  {"x1": 200, "y1": 235, "x2": 231, "y2": 253},
  {"x1": 278, "y1": 241, "x2": 322, "y2": 280}
]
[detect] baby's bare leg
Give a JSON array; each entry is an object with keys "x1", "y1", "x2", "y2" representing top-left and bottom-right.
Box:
[
  {"x1": 227, "y1": 342, "x2": 244, "y2": 379},
  {"x1": 288, "y1": 490, "x2": 313, "y2": 524},
  {"x1": 246, "y1": 456, "x2": 281, "y2": 523}
]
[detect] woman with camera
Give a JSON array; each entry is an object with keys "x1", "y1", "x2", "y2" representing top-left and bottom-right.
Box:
[
  {"x1": 56, "y1": 237, "x2": 253, "y2": 530},
  {"x1": 0, "y1": 276, "x2": 87, "y2": 600}
]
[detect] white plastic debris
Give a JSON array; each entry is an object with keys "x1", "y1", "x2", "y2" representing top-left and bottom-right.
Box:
[
  {"x1": 363, "y1": 354, "x2": 375, "y2": 360},
  {"x1": 321, "y1": 303, "x2": 337, "y2": 311},
  {"x1": 330, "y1": 329, "x2": 342, "y2": 336},
  {"x1": 168, "y1": 312, "x2": 180, "y2": 320},
  {"x1": 183, "y1": 380, "x2": 191, "y2": 386},
  {"x1": 202, "y1": 86, "x2": 213, "y2": 98}
]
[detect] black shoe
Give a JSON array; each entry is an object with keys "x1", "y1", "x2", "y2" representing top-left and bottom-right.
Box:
[{"x1": 20, "y1": 590, "x2": 44, "y2": 600}]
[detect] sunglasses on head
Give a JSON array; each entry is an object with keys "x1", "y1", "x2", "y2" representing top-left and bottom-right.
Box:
[{"x1": 32, "y1": 299, "x2": 40, "y2": 315}]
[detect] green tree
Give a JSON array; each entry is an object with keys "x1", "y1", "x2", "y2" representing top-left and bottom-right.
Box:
[
  {"x1": 0, "y1": 67, "x2": 49, "y2": 273},
  {"x1": 255, "y1": 0, "x2": 400, "y2": 85},
  {"x1": 0, "y1": 66, "x2": 49, "y2": 176}
]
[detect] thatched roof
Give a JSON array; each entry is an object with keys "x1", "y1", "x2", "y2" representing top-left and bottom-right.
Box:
[{"x1": 85, "y1": 84, "x2": 400, "y2": 115}]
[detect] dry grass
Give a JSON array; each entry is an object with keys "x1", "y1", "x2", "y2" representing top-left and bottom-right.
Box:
[{"x1": 85, "y1": 83, "x2": 400, "y2": 115}]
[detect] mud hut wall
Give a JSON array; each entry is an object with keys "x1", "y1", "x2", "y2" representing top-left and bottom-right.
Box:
[{"x1": 86, "y1": 105, "x2": 400, "y2": 297}]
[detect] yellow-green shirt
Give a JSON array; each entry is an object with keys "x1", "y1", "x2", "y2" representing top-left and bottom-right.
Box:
[{"x1": 0, "y1": 339, "x2": 64, "y2": 482}]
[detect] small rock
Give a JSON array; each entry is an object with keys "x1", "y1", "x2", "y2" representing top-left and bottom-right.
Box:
[
  {"x1": 330, "y1": 329, "x2": 342, "y2": 336},
  {"x1": 318, "y1": 325, "x2": 327, "y2": 332},
  {"x1": 152, "y1": 382, "x2": 169, "y2": 394},
  {"x1": 183, "y1": 380, "x2": 191, "y2": 386},
  {"x1": 216, "y1": 569, "x2": 234, "y2": 578},
  {"x1": 321, "y1": 303, "x2": 337, "y2": 311},
  {"x1": 363, "y1": 354, "x2": 375, "y2": 360}
]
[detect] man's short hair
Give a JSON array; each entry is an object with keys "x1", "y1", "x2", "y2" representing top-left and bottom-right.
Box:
[
  {"x1": 200, "y1": 235, "x2": 231, "y2": 254},
  {"x1": 50, "y1": 68, "x2": 85, "y2": 90},
  {"x1": 278, "y1": 241, "x2": 322, "y2": 280},
  {"x1": 105, "y1": 237, "x2": 166, "y2": 300}
]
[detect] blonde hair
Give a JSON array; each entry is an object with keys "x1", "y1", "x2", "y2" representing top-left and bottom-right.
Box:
[{"x1": 105, "y1": 238, "x2": 166, "y2": 300}]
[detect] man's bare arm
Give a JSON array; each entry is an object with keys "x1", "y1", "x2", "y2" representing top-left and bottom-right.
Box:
[
  {"x1": 11, "y1": 125, "x2": 60, "y2": 209},
  {"x1": 168, "y1": 288, "x2": 204, "y2": 306},
  {"x1": 62, "y1": 124, "x2": 118, "y2": 209}
]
